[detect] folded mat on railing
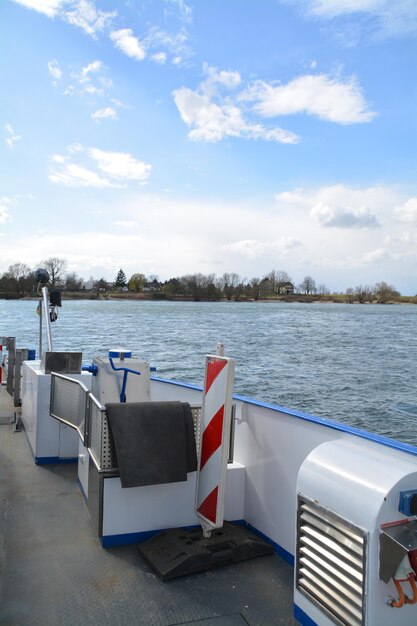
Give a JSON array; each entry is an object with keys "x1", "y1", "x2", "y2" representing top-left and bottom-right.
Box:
[{"x1": 105, "y1": 401, "x2": 198, "y2": 488}]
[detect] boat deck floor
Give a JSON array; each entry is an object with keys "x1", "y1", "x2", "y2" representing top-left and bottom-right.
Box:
[{"x1": 0, "y1": 423, "x2": 298, "y2": 626}]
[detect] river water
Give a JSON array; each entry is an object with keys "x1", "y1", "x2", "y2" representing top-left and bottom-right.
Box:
[{"x1": 1, "y1": 299, "x2": 416, "y2": 446}]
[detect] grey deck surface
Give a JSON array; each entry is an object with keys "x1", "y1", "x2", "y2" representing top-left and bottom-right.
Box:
[{"x1": 0, "y1": 424, "x2": 298, "y2": 626}]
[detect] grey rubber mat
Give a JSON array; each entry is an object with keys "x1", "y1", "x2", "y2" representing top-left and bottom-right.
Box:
[{"x1": 0, "y1": 425, "x2": 298, "y2": 626}]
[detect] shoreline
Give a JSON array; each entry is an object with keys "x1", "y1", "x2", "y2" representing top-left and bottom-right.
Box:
[{"x1": 1, "y1": 293, "x2": 415, "y2": 305}]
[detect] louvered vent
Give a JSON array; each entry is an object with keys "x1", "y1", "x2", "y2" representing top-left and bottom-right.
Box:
[{"x1": 296, "y1": 497, "x2": 367, "y2": 626}]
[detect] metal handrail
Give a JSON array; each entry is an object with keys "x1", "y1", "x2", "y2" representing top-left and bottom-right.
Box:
[
  {"x1": 50, "y1": 372, "x2": 90, "y2": 446},
  {"x1": 42, "y1": 287, "x2": 53, "y2": 351}
]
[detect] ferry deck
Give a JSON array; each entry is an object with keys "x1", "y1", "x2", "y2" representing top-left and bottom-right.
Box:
[{"x1": 0, "y1": 386, "x2": 296, "y2": 626}]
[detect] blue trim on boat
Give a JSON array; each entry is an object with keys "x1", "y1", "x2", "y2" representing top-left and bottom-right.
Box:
[
  {"x1": 23, "y1": 427, "x2": 78, "y2": 464},
  {"x1": 35, "y1": 456, "x2": 78, "y2": 465},
  {"x1": 294, "y1": 604, "x2": 318, "y2": 626},
  {"x1": 102, "y1": 519, "x2": 295, "y2": 568},
  {"x1": 240, "y1": 521, "x2": 294, "y2": 566},
  {"x1": 151, "y1": 376, "x2": 202, "y2": 392},
  {"x1": 151, "y1": 376, "x2": 417, "y2": 458},
  {"x1": 102, "y1": 529, "x2": 160, "y2": 548}
]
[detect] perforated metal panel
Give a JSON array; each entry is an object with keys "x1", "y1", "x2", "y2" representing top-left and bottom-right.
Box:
[
  {"x1": 88, "y1": 396, "x2": 116, "y2": 471},
  {"x1": 296, "y1": 496, "x2": 367, "y2": 626},
  {"x1": 191, "y1": 405, "x2": 202, "y2": 455},
  {"x1": 50, "y1": 373, "x2": 89, "y2": 445}
]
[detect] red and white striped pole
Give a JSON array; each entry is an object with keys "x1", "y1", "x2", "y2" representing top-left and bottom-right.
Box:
[
  {"x1": 0, "y1": 345, "x2": 2, "y2": 384},
  {"x1": 195, "y1": 348, "x2": 235, "y2": 536}
]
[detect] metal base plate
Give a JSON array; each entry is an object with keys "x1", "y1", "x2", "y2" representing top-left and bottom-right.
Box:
[{"x1": 138, "y1": 522, "x2": 274, "y2": 581}]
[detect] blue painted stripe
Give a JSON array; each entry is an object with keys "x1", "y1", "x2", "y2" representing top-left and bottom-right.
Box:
[
  {"x1": 101, "y1": 529, "x2": 160, "y2": 548},
  {"x1": 23, "y1": 428, "x2": 78, "y2": 464},
  {"x1": 35, "y1": 456, "x2": 78, "y2": 465},
  {"x1": 102, "y1": 519, "x2": 295, "y2": 568},
  {"x1": 151, "y1": 376, "x2": 202, "y2": 392},
  {"x1": 294, "y1": 604, "x2": 318, "y2": 626},
  {"x1": 151, "y1": 376, "x2": 417, "y2": 457},
  {"x1": 239, "y1": 521, "x2": 294, "y2": 566}
]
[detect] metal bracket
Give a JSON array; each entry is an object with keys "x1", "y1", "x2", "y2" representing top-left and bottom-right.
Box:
[{"x1": 380, "y1": 519, "x2": 417, "y2": 583}]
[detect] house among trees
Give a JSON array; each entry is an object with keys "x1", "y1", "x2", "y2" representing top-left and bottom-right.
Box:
[{"x1": 279, "y1": 281, "x2": 295, "y2": 295}]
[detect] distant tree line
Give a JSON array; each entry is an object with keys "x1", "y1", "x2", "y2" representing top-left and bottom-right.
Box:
[{"x1": 0, "y1": 258, "x2": 406, "y2": 304}]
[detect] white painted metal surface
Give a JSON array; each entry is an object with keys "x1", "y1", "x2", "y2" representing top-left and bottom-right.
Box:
[
  {"x1": 21, "y1": 361, "x2": 91, "y2": 461},
  {"x1": 78, "y1": 439, "x2": 89, "y2": 498},
  {"x1": 296, "y1": 438, "x2": 417, "y2": 626},
  {"x1": 91, "y1": 356, "x2": 150, "y2": 405},
  {"x1": 102, "y1": 461, "x2": 245, "y2": 539}
]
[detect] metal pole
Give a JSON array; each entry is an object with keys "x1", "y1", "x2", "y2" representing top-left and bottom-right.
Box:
[
  {"x1": 216, "y1": 342, "x2": 225, "y2": 356},
  {"x1": 39, "y1": 298, "x2": 43, "y2": 357},
  {"x1": 42, "y1": 287, "x2": 53, "y2": 351}
]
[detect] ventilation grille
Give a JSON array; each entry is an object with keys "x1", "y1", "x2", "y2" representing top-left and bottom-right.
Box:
[{"x1": 296, "y1": 497, "x2": 366, "y2": 626}]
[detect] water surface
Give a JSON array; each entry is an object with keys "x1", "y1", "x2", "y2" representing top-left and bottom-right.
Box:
[{"x1": 1, "y1": 299, "x2": 416, "y2": 445}]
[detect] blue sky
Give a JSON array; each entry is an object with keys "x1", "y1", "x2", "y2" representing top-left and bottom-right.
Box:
[{"x1": 1, "y1": 0, "x2": 416, "y2": 293}]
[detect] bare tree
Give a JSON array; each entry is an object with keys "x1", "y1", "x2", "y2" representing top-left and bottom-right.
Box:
[
  {"x1": 345, "y1": 287, "x2": 355, "y2": 303},
  {"x1": 374, "y1": 281, "x2": 400, "y2": 303},
  {"x1": 249, "y1": 277, "x2": 261, "y2": 300},
  {"x1": 41, "y1": 257, "x2": 67, "y2": 288},
  {"x1": 6, "y1": 262, "x2": 31, "y2": 293},
  {"x1": 218, "y1": 272, "x2": 241, "y2": 300},
  {"x1": 299, "y1": 276, "x2": 316, "y2": 295},
  {"x1": 354, "y1": 285, "x2": 373, "y2": 303},
  {"x1": 317, "y1": 283, "x2": 329, "y2": 295},
  {"x1": 65, "y1": 272, "x2": 83, "y2": 291}
]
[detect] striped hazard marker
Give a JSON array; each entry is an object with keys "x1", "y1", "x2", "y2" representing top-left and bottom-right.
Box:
[{"x1": 195, "y1": 354, "x2": 235, "y2": 534}]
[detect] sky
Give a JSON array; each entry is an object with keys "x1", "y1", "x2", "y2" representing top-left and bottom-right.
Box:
[{"x1": 1, "y1": 0, "x2": 416, "y2": 294}]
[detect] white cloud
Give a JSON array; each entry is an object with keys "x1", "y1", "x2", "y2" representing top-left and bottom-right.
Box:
[
  {"x1": 13, "y1": 0, "x2": 115, "y2": 36},
  {"x1": 48, "y1": 59, "x2": 62, "y2": 81},
  {"x1": 201, "y1": 64, "x2": 241, "y2": 96},
  {"x1": 242, "y1": 74, "x2": 375, "y2": 124},
  {"x1": 92, "y1": 107, "x2": 117, "y2": 122},
  {"x1": 12, "y1": 0, "x2": 68, "y2": 18},
  {"x1": 176, "y1": 0, "x2": 193, "y2": 25},
  {"x1": 289, "y1": 0, "x2": 417, "y2": 38},
  {"x1": 88, "y1": 148, "x2": 151, "y2": 181},
  {"x1": 173, "y1": 85, "x2": 299, "y2": 144},
  {"x1": 308, "y1": 0, "x2": 396, "y2": 18},
  {"x1": 49, "y1": 145, "x2": 151, "y2": 187},
  {"x1": 13, "y1": 0, "x2": 193, "y2": 65},
  {"x1": 49, "y1": 163, "x2": 118, "y2": 188},
  {"x1": 225, "y1": 237, "x2": 302, "y2": 259},
  {"x1": 5, "y1": 124, "x2": 22, "y2": 149},
  {"x1": 62, "y1": 59, "x2": 114, "y2": 100},
  {"x1": 144, "y1": 27, "x2": 191, "y2": 64},
  {"x1": 151, "y1": 52, "x2": 167, "y2": 64},
  {"x1": 359, "y1": 248, "x2": 390, "y2": 264},
  {"x1": 276, "y1": 184, "x2": 395, "y2": 230},
  {"x1": 77, "y1": 60, "x2": 103, "y2": 82},
  {"x1": 311, "y1": 202, "x2": 380, "y2": 228},
  {"x1": 63, "y1": 0, "x2": 115, "y2": 38},
  {"x1": 115, "y1": 221, "x2": 137, "y2": 229},
  {"x1": 393, "y1": 197, "x2": 417, "y2": 223},
  {"x1": 0, "y1": 202, "x2": 12, "y2": 224},
  {"x1": 174, "y1": 66, "x2": 374, "y2": 144},
  {"x1": 110, "y1": 29, "x2": 146, "y2": 61}
]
